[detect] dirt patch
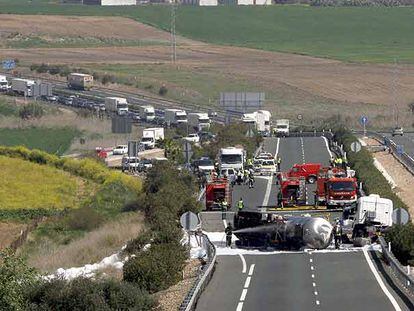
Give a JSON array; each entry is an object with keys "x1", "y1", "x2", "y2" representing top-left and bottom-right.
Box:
[
  {"x1": 0, "y1": 15, "x2": 194, "y2": 44},
  {"x1": 363, "y1": 138, "x2": 414, "y2": 217},
  {"x1": 0, "y1": 222, "x2": 26, "y2": 250},
  {"x1": 155, "y1": 259, "x2": 200, "y2": 311}
]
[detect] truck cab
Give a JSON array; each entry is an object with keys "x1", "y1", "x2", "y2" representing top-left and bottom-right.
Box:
[
  {"x1": 273, "y1": 119, "x2": 290, "y2": 137},
  {"x1": 0, "y1": 75, "x2": 10, "y2": 91},
  {"x1": 139, "y1": 105, "x2": 155, "y2": 122},
  {"x1": 219, "y1": 147, "x2": 245, "y2": 171}
]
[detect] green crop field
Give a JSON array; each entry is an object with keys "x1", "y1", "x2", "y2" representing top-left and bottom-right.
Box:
[
  {"x1": 0, "y1": 4, "x2": 413, "y2": 62},
  {"x1": 0, "y1": 155, "x2": 82, "y2": 211},
  {"x1": 0, "y1": 127, "x2": 80, "y2": 155}
]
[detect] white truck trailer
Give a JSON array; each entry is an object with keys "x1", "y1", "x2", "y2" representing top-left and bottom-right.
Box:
[
  {"x1": 273, "y1": 119, "x2": 290, "y2": 137},
  {"x1": 165, "y1": 109, "x2": 187, "y2": 126},
  {"x1": 0, "y1": 75, "x2": 10, "y2": 92},
  {"x1": 67, "y1": 73, "x2": 93, "y2": 91},
  {"x1": 188, "y1": 113, "x2": 210, "y2": 132},
  {"x1": 242, "y1": 110, "x2": 272, "y2": 134},
  {"x1": 139, "y1": 105, "x2": 155, "y2": 122},
  {"x1": 140, "y1": 128, "x2": 165, "y2": 149},
  {"x1": 11, "y1": 78, "x2": 36, "y2": 97},
  {"x1": 104, "y1": 97, "x2": 129, "y2": 116}
]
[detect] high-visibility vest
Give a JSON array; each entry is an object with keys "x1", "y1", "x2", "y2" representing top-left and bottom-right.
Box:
[
  {"x1": 222, "y1": 201, "x2": 228, "y2": 210},
  {"x1": 237, "y1": 200, "x2": 244, "y2": 210}
]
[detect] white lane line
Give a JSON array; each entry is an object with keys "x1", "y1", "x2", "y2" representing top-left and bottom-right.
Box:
[
  {"x1": 363, "y1": 249, "x2": 402, "y2": 311},
  {"x1": 314, "y1": 291, "x2": 318, "y2": 296},
  {"x1": 239, "y1": 254, "x2": 247, "y2": 274},
  {"x1": 312, "y1": 282, "x2": 316, "y2": 287},
  {"x1": 311, "y1": 274, "x2": 315, "y2": 278},
  {"x1": 300, "y1": 137, "x2": 306, "y2": 164},
  {"x1": 316, "y1": 300, "x2": 320, "y2": 305},
  {"x1": 248, "y1": 264, "x2": 255, "y2": 276},
  {"x1": 275, "y1": 137, "x2": 280, "y2": 156},
  {"x1": 262, "y1": 176, "x2": 273, "y2": 206},
  {"x1": 309, "y1": 258, "x2": 313, "y2": 263},
  {"x1": 223, "y1": 219, "x2": 227, "y2": 229},
  {"x1": 310, "y1": 266, "x2": 314, "y2": 270},
  {"x1": 244, "y1": 276, "x2": 251, "y2": 288},
  {"x1": 322, "y1": 136, "x2": 333, "y2": 159},
  {"x1": 236, "y1": 302, "x2": 244, "y2": 311},
  {"x1": 240, "y1": 289, "x2": 248, "y2": 301}
]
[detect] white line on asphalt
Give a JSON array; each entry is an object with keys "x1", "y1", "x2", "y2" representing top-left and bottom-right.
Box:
[
  {"x1": 240, "y1": 289, "x2": 248, "y2": 301},
  {"x1": 310, "y1": 258, "x2": 313, "y2": 263},
  {"x1": 300, "y1": 137, "x2": 306, "y2": 164},
  {"x1": 310, "y1": 266, "x2": 314, "y2": 270},
  {"x1": 311, "y1": 274, "x2": 315, "y2": 278},
  {"x1": 223, "y1": 219, "x2": 227, "y2": 229},
  {"x1": 322, "y1": 136, "x2": 333, "y2": 159},
  {"x1": 275, "y1": 137, "x2": 280, "y2": 156},
  {"x1": 244, "y1": 276, "x2": 251, "y2": 288},
  {"x1": 314, "y1": 291, "x2": 318, "y2": 296},
  {"x1": 236, "y1": 302, "x2": 244, "y2": 311},
  {"x1": 363, "y1": 249, "x2": 402, "y2": 311},
  {"x1": 262, "y1": 176, "x2": 273, "y2": 206},
  {"x1": 248, "y1": 264, "x2": 255, "y2": 276},
  {"x1": 312, "y1": 282, "x2": 316, "y2": 287},
  {"x1": 316, "y1": 300, "x2": 320, "y2": 305},
  {"x1": 239, "y1": 254, "x2": 247, "y2": 274}
]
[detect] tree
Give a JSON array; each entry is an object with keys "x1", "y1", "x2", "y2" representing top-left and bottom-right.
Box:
[{"x1": 0, "y1": 249, "x2": 38, "y2": 311}]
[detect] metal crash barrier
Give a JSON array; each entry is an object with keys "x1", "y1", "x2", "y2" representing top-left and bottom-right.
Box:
[{"x1": 379, "y1": 236, "x2": 414, "y2": 294}]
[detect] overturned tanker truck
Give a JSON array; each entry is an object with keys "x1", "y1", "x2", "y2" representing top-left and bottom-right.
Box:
[{"x1": 233, "y1": 210, "x2": 333, "y2": 250}]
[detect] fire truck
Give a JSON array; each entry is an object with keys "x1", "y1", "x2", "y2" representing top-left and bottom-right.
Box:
[
  {"x1": 277, "y1": 174, "x2": 307, "y2": 207},
  {"x1": 283, "y1": 163, "x2": 321, "y2": 184},
  {"x1": 315, "y1": 167, "x2": 358, "y2": 208},
  {"x1": 205, "y1": 176, "x2": 232, "y2": 211}
]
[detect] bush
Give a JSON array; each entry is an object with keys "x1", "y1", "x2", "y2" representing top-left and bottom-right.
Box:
[
  {"x1": 385, "y1": 223, "x2": 414, "y2": 266},
  {"x1": 65, "y1": 206, "x2": 104, "y2": 231},
  {"x1": 158, "y1": 85, "x2": 168, "y2": 96},
  {"x1": 19, "y1": 103, "x2": 44, "y2": 119},
  {"x1": 25, "y1": 277, "x2": 155, "y2": 311},
  {"x1": 123, "y1": 242, "x2": 186, "y2": 293}
]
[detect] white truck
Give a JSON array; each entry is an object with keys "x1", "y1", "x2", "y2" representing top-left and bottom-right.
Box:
[
  {"x1": 257, "y1": 110, "x2": 271, "y2": 132},
  {"x1": 0, "y1": 75, "x2": 10, "y2": 92},
  {"x1": 11, "y1": 78, "x2": 36, "y2": 97},
  {"x1": 165, "y1": 109, "x2": 187, "y2": 126},
  {"x1": 140, "y1": 127, "x2": 164, "y2": 149},
  {"x1": 241, "y1": 110, "x2": 272, "y2": 134},
  {"x1": 188, "y1": 113, "x2": 210, "y2": 132},
  {"x1": 105, "y1": 97, "x2": 129, "y2": 116},
  {"x1": 273, "y1": 119, "x2": 290, "y2": 137},
  {"x1": 219, "y1": 147, "x2": 246, "y2": 171},
  {"x1": 139, "y1": 105, "x2": 155, "y2": 122},
  {"x1": 342, "y1": 194, "x2": 393, "y2": 243}
]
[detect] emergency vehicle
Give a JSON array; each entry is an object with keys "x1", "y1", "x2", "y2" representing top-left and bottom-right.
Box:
[
  {"x1": 205, "y1": 176, "x2": 232, "y2": 211},
  {"x1": 283, "y1": 163, "x2": 321, "y2": 184}
]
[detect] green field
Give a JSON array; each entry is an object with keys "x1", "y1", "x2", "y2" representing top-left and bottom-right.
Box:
[
  {"x1": 0, "y1": 4, "x2": 414, "y2": 62},
  {"x1": 0, "y1": 127, "x2": 80, "y2": 155},
  {"x1": 0, "y1": 155, "x2": 82, "y2": 211}
]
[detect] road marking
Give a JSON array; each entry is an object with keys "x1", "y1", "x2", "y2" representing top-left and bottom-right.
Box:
[
  {"x1": 240, "y1": 289, "x2": 248, "y2": 301},
  {"x1": 239, "y1": 254, "x2": 247, "y2": 274},
  {"x1": 223, "y1": 219, "x2": 227, "y2": 229},
  {"x1": 262, "y1": 176, "x2": 273, "y2": 206},
  {"x1": 300, "y1": 137, "x2": 306, "y2": 164},
  {"x1": 312, "y1": 282, "x2": 316, "y2": 287},
  {"x1": 244, "y1": 276, "x2": 251, "y2": 288},
  {"x1": 363, "y1": 249, "x2": 402, "y2": 311},
  {"x1": 311, "y1": 274, "x2": 315, "y2": 278},
  {"x1": 248, "y1": 264, "x2": 255, "y2": 276},
  {"x1": 316, "y1": 300, "x2": 320, "y2": 306},
  {"x1": 314, "y1": 291, "x2": 318, "y2": 296},
  {"x1": 322, "y1": 136, "x2": 333, "y2": 159},
  {"x1": 309, "y1": 258, "x2": 313, "y2": 263},
  {"x1": 236, "y1": 302, "x2": 244, "y2": 311},
  {"x1": 275, "y1": 137, "x2": 280, "y2": 156},
  {"x1": 310, "y1": 266, "x2": 314, "y2": 270}
]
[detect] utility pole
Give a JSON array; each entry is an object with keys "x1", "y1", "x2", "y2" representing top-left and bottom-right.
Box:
[{"x1": 170, "y1": 0, "x2": 177, "y2": 64}]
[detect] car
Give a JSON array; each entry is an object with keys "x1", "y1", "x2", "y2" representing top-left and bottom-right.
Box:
[
  {"x1": 137, "y1": 158, "x2": 153, "y2": 172},
  {"x1": 122, "y1": 156, "x2": 140, "y2": 172},
  {"x1": 183, "y1": 133, "x2": 200, "y2": 144},
  {"x1": 392, "y1": 126, "x2": 404, "y2": 137},
  {"x1": 220, "y1": 168, "x2": 236, "y2": 179},
  {"x1": 256, "y1": 152, "x2": 273, "y2": 160},
  {"x1": 199, "y1": 131, "x2": 216, "y2": 142},
  {"x1": 253, "y1": 159, "x2": 263, "y2": 173},
  {"x1": 259, "y1": 159, "x2": 277, "y2": 175},
  {"x1": 113, "y1": 145, "x2": 128, "y2": 155},
  {"x1": 195, "y1": 157, "x2": 214, "y2": 173}
]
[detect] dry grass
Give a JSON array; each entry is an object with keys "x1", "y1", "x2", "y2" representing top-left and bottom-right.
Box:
[
  {"x1": 26, "y1": 212, "x2": 145, "y2": 273},
  {"x1": 0, "y1": 222, "x2": 26, "y2": 250}
]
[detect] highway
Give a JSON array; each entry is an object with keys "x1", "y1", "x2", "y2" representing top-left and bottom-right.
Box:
[
  {"x1": 198, "y1": 136, "x2": 410, "y2": 311},
  {"x1": 384, "y1": 133, "x2": 414, "y2": 160}
]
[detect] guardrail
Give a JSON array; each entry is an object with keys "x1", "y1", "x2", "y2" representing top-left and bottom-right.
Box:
[
  {"x1": 355, "y1": 130, "x2": 414, "y2": 177},
  {"x1": 179, "y1": 233, "x2": 216, "y2": 311},
  {"x1": 379, "y1": 236, "x2": 414, "y2": 294}
]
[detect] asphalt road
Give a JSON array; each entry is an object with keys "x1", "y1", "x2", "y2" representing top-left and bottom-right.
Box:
[
  {"x1": 197, "y1": 136, "x2": 409, "y2": 311},
  {"x1": 385, "y1": 133, "x2": 414, "y2": 160}
]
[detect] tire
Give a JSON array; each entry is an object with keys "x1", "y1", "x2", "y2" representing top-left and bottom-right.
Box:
[{"x1": 307, "y1": 176, "x2": 317, "y2": 184}]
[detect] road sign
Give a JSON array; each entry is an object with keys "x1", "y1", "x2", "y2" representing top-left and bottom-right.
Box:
[
  {"x1": 182, "y1": 141, "x2": 193, "y2": 164},
  {"x1": 111, "y1": 117, "x2": 132, "y2": 134},
  {"x1": 180, "y1": 211, "x2": 200, "y2": 231},
  {"x1": 360, "y1": 116, "x2": 368, "y2": 126},
  {"x1": 350, "y1": 141, "x2": 362, "y2": 153},
  {"x1": 2, "y1": 59, "x2": 15, "y2": 70},
  {"x1": 396, "y1": 145, "x2": 404, "y2": 156},
  {"x1": 127, "y1": 141, "x2": 139, "y2": 158},
  {"x1": 220, "y1": 92, "x2": 264, "y2": 113},
  {"x1": 297, "y1": 114, "x2": 303, "y2": 120},
  {"x1": 392, "y1": 208, "x2": 410, "y2": 225}
]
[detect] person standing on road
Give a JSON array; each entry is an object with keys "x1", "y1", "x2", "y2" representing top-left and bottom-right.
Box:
[
  {"x1": 248, "y1": 171, "x2": 255, "y2": 189},
  {"x1": 237, "y1": 198, "x2": 244, "y2": 211},
  {"x1": 276, "y1": 155, "x2": 282, "y2": 171},
  {"x1": 225, "y1": 223, "x2": 233, "y2": 247},
  {"x1": 334, "y1": 221, "x2": 342, "y2": 249}
]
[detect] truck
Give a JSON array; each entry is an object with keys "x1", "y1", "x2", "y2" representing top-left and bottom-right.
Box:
[
  {"x1": 11, "y1": 78, "x2": 36, "y2": 96},
  {"x1": 282, "y1": 163, "x2": 322, "y2": 184},
  {"x1": 140, "y1": 127, "x2": 164, "y2": 149},
  {"x1": 206, "y1": 176, "x2": 232, "y2": 211},
  {"x1": 342, "y1": 194, "x2": 393, "y2": 243},
  {"x1": 273, "y1": 119, "x2": 290, "y2": 137},
  {"x1": 188, "y1": 113, "x2": 210, "y2": 132},
  {"x1": 257, "y1": 110, "x2": 271, "y2": 133},
  {"x1": 241, "y1": 110, "x2": 272, "y2": 134},
  {"x1": 219, "y1": 147, "x2": 245, "y2": 171},
  {"x1": 277, "y1": 175, "x2": 307, "y2": 207},
  {"x1": 315, "y1": 167, "x2": 358, "y2": 208},
  {"x1": 165, "y1": 109, "x2": 187, "y2": 126},
  {"x1": 67, "y1": 73, "x2": 93, "y2": 91},
  {"x1": 104, "y1": 97, "x2": 129, "y2": 116},
  {"x1": 139, "y1": 105, "x2": 155, "y2": 122},
  {"x1": 0, "y1": 75, "x2": 10, "y2": 92}
]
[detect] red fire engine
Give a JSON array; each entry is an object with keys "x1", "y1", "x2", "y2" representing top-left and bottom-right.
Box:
[
  {"x1": 277, "y1": 174, "x2": 307, "y2": 207},
  {"x1": 205, "y1": 176, "x2": 232, "y2": 211},
  {"x1": 315, "y1": 167, "x2": 357, "y2": 208},
  {"x1": 283, "y1": 163, "x2": 321, "y2": 184}
]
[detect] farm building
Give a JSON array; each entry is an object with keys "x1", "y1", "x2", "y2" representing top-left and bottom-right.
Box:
[
  {"x1": 181, "y1": 0, "x2": 217, "y2": 5},
  {"x1": 83, "y1": 0, "x2": 136, "y2": 5}
]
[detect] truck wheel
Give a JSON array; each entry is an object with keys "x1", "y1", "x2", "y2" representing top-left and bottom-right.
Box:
[{"x1": 307, "y1": 176, "x2": 316, "y2": 184}]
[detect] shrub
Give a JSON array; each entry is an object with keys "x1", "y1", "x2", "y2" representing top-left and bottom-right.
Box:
[
  {"x1": 65, "y1": 206, "x2": 104, "y2": 231},
  {"x1": 385, "y1": 223, "x2": 414, "y2": 266},
  {"x1": 123, "y1": 242, "x2": 186, "y2": 293},
  {"x1": 19, "y1": 103, "x2": 44, "y2": 119},
  {"x1": 158, "y1": 85, "x2": 168, "y2": 96},
  {"x1": 123, "y1": 230, "x2": 153, "y2": 255}
]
